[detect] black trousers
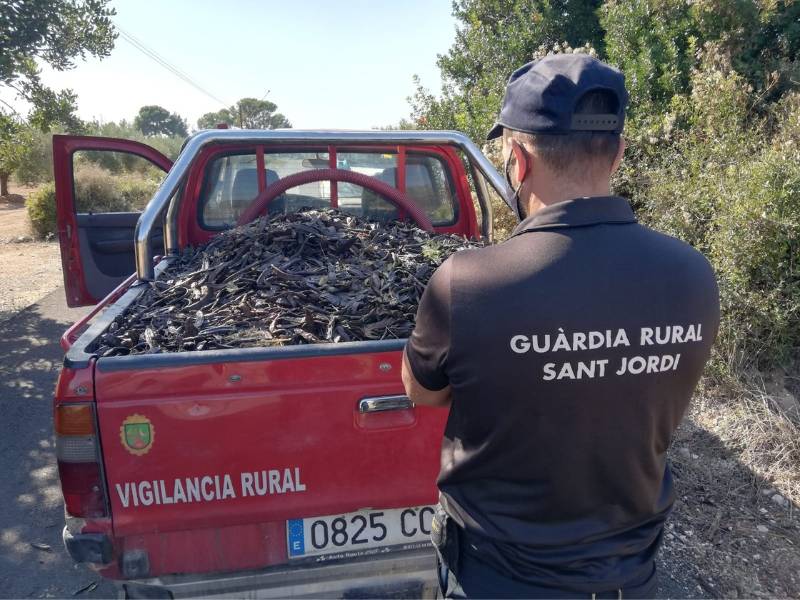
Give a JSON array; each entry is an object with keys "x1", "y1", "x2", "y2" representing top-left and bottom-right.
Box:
[
  {"x1": 431, "y1": 505, "x2": 658, "y2": 599},
  {"x1": 436, "y1": 554, "x2": 658, "y2": 599}
]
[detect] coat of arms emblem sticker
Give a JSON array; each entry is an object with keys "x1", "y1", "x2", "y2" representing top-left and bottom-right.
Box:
[{"x1": 120, "y1": 414, "x2": 155, "y2": 456}]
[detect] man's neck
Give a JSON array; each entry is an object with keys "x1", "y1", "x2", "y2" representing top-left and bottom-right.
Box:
[{"x1": 524, "y1": 180, "x2": 612, "y2": 216}]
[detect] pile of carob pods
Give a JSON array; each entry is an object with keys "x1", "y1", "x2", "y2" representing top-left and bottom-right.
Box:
[{"x1": 95, "y1": 209, "x2": 481, "y2": 356}]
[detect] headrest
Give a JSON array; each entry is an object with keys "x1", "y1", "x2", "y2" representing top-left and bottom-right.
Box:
[{"x1": 231, "y1": 168, "x2": 258, "y2": 201}]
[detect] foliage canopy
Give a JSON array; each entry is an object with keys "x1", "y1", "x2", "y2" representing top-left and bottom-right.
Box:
[
  {"x1": 1, "y1": 0, "x2": 117, "y2": 195},
  {"x1": 197, "y1": 98, "x2": 291, "y2": 130},
  {"x1": 0, "y1": 0, "x2": 115, "y2": 129},
  {"x1": 134, "y1": 105, "x2": 188, "y2": 138},
  {"x1": 0, "y1": 0, "x2": 116, "y2": 84}
]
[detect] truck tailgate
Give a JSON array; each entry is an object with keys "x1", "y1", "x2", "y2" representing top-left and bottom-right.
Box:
[{"x1": 93, "y1": 345, "x2": 445, "y2": 573}]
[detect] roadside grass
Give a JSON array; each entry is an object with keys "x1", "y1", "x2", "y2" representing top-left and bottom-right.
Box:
[{"x1": 696, "y1": 375, "x2": 800, "y2": 505}]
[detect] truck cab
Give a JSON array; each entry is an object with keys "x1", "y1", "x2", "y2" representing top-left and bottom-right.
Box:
[{"x1": 52, "y1": 130, "x2": 508, "y2": 598}]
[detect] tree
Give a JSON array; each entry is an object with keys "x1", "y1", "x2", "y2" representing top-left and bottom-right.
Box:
[
  {"x1": 234, "y1": 98, "x2": 291, "y2": 129},
  {"x1": 412, "y1": 0, "x2": 800, "y2": 144},
  {"x1": 409, "y1": 0, "x2": 605, "y2": 142},
  {"x1": 1, "y1": 0, "x2": 115, "y2": 125},
  {"x1": 438, "y1": 0, "x2": 605, "y2": 90},
  {"x1": 1, "y1": 0, "x2": 115, "y2": 84},
  {"x1": 1, "y1": 0, "x2": 116, "y2": 192},
  {"x1": 600, "y1": 0, "x2": 800, "y2": 120},
  {"x1": 197, "y1": 108, "x2": 235, "y2": 129},
  {"x1": 0, "y1": 116, "x2": 33, "y2": 196},
  {"x1": 197, "y1": 98, "x2": 291, "y2": 130},
  {"x1": 134, "y1": 105, "x2": 188, "y2": 137}
]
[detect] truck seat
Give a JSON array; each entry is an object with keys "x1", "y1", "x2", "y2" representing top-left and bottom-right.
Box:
[
  {"x1": 230, "y1": 168, "x2": 284, "y2": 220},
  {"x1": 230, "y1": 168, "x2": 259, "y2": 218}
]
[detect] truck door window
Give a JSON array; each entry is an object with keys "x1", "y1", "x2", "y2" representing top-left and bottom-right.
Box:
[{"x1": 73, "y1": 150, "x2": 165, "y2": 213}]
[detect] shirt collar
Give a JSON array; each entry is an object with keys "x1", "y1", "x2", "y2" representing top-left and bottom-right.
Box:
[{"x1": 511, "y1": 196, "x2": 637, "y2": 237}]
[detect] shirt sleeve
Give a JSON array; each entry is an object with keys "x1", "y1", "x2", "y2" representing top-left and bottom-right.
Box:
[{"x1": 405, "y1": 257, "x2": 453, "y2": 391}]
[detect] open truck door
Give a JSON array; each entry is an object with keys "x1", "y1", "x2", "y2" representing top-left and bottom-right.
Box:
[{"x1": 53, "y1": 135, "x2": 173, "y2": 307}]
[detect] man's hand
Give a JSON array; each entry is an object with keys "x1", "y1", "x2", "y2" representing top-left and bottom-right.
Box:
[{"x1": 402, "y1": 348, "x2": 451, "y2": 408}]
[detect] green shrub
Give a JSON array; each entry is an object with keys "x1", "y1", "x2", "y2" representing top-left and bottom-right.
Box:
[
  {"x1": 600, "y1": 0, "x2": 698, "y2": 117},
  {"x1": 707, "y1": 144, "x2": 800, "y2": 371},
  {"x1": 25, "y1": 165, "x2": 161, "y2": 238},
  {"x1": 13, "y1": 129, "x2": 53, "y2": 185},
  {"x1": 26, "y1": 182, "x2": 56, "y2": 238},
  {"x1": 85, "y1": 120, "x2": 183, "y2": 161},
  {"x1": 117, "y1": 175, "x2": 159, "y2": 210},
  {"x1": 74, "y1": 163, "x2": 122, "y2": 212},
  {"x1": 73, "y1": 163, "x2": 160, "y2": 213},
  {"x1": 625, "y1": 51, "x2": 800, "y2": 373}
]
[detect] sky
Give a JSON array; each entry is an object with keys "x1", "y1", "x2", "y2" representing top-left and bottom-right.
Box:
[{"x1": 31, "y1": 0, "x2": 458, "y2": 130}]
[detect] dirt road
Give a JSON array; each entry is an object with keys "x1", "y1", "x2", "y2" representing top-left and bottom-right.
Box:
[
  {"x1": 0, "y1": 206, "x2": 63, "y2": 323},
  {"x1": 0, "y1": 241, "x2": 63, "y2": 322},
  {"x1": 0, "y1": 290, "x2": 114, "y2": 598},
  {"x1": 0, "y1": 201, "x2": 33, "y2": 240}
]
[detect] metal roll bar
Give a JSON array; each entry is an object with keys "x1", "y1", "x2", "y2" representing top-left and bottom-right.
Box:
[{"x1": 137, "y1": 129, "x2": 513, "y2": 281}]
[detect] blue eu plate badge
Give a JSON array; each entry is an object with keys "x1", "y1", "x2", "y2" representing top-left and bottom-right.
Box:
[{"x1": 287, "y1": 519, "x2": 305, "y2": 557}]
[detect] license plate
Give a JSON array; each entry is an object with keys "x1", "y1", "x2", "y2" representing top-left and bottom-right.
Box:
[{"x1": 287, "y1": 505, "x2": 435, "y2": 559}]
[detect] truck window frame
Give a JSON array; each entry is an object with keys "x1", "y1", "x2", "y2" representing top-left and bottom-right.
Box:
[{"x1": 189, "y1": 144, "x2": 463, "y2": 236}]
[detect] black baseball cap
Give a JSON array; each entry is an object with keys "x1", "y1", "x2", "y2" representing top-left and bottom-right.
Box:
[{"x1": 487, "y1": 54, "x2": 628, "y2": 140}]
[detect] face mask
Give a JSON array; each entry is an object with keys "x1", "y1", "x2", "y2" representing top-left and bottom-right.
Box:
[{"x1": 505, "y1": 152, "x2": 526, "y2": 220}]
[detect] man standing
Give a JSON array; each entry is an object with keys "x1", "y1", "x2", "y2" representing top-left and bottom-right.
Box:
[{"x1": 402, "y1": 54, "x2": 720, "y2": 598}]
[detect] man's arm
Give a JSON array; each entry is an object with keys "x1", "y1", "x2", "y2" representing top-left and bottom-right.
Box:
[
  {"x1": 403, "y1": 258, "x2": 453, "y2": 408},
  {"x1": 402, "y1": 348, "x2": 451, "y2": 408}
]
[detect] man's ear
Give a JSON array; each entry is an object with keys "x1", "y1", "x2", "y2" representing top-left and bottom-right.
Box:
[
  {"x1": 610, "y1": 136, "x2": 626, "y2": 175},
  {"x1": 510, "y1": 139, "x2": 530, "y2": 184}
]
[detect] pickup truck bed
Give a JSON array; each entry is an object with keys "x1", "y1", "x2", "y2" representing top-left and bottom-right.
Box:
[{"x1": 60, "y1": 263, "x2": 445, "y2": 577}]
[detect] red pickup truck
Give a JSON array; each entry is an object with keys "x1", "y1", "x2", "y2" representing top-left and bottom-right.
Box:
[{"x1": 52, "y1": 130, "x2": 508, "y2": 598}]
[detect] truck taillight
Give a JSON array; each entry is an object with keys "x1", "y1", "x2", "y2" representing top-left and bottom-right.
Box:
[{"x1": 55, "y1": 404, "x2": 107, "y2": 517}]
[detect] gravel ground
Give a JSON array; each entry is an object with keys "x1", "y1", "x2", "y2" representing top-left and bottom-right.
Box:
[
  {"x1": 0, "y1": 240, "x2": 63, "y2": 323},
  {"x1": 0, "y1": 206, "x2": 63, "y2": 323},
  {"x1": 0, "y1": 290, "x2": 114, "y2": 598},
  {"x1": 0, "y1": 201, "x2": 31, "y2": 239},
  {"x1": 660, "y1": 408, "x2": 800, "y2": 598}
]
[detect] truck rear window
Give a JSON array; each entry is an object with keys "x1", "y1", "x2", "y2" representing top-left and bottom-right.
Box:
[{"x1": 200, "y1": 150, "x2": 457, "y2": 229}]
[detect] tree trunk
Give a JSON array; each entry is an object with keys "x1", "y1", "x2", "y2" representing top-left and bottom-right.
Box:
[{"x1": 0, "y1": 172, "x2": 9, "y2": 197}]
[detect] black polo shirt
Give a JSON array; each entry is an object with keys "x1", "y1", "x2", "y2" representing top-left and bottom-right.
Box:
[{"x1": 406, "y1": 196, "x2": 720, "y2": 592}]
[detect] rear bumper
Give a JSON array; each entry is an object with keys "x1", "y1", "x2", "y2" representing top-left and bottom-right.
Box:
[
  {"x1": 63, "y1": 526, "x2": 113, "y2": 564},
  {"x1": 121, "y1": 548, "x2": 438, "y2": 599}
]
